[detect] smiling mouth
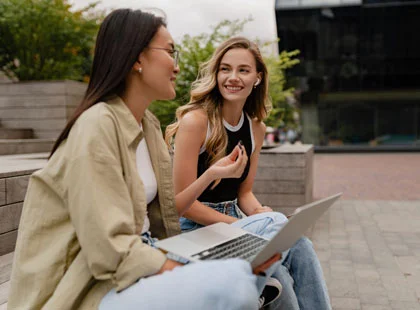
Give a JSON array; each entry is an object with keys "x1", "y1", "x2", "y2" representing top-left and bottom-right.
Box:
[{"x1": 225, "y1": 85, "x2": 243, "y2": 92}]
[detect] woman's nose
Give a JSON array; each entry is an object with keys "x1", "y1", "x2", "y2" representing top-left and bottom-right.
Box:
[{"x1": 228, "y1": 71, "x2": 239, "y2": 82}]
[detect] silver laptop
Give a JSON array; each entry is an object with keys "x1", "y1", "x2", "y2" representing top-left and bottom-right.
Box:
[{"x1": 156, "y1": 193, "x2": 341, "y2": 268}]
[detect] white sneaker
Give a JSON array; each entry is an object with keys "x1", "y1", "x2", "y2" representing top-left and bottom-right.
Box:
[
  {"x1": 258, "y1": 296, "x2": 266, "y2": 309},
  {"x1": 259, "y1": 277, "x2": 282, "y2": 308}
]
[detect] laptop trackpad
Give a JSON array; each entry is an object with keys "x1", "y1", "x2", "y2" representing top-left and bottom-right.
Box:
[
  {"x1": 183, "y1": 229, "x2": 227, "y2": 247},
  {"x1": 155, "y1": 223, "x2": 245, "y2": 257}
]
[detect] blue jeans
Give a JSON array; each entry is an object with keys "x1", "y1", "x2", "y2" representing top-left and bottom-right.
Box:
[
  {"x1": 181, "y1": 201, "x2": 332, "y2": 310},
  {"x1": 179, "y1": 199, "x2": 243, "y2": 231},
  {"x1": 99, "y1": 231, "x2": 260, "y2": 310},
  {"x1": 100, "y1": 259, "x2": 259, "y2": 310}
]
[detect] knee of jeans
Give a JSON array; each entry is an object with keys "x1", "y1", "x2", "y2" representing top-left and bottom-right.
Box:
[
  {"x1": 297, "y1": 236, "x2": 314, "y2": 250},
  {"x1": 268, "y1": 211, "x2": 288, "y2": 224},
  {"x1": 227, "y1": 286, "x2": 259, "y2": 310},
  {"x1": 206, "y1": 261, "x2": 259, "y2": 310},
  {"x1": 251, "y1": 211, "x2": 288, "y2": 224},
  {"x1": 293, "y1": 236, "x2": 319, "y2": 264},
  {"x1": 209, "y1": 278, "x2": 259, "y2": 310}
]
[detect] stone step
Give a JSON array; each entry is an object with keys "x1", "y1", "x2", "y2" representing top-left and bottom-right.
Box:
[
  {"x1": 0, "y1": 128, "x2": 34, "y2": 139},
  {"x1": 0, "y1": 139, "x2": 54, "y2": 155}
]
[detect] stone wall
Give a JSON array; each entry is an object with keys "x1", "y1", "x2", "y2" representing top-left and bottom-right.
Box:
[
  {"x1": 253, "y1": 144, "x2": 314, "y2": 216},
  {"x1": 0, "y1": 81, "x2": 86, "y2": 139},
  {"x1": 0, "y1": 154, "x2": 47, "y2": 255}
]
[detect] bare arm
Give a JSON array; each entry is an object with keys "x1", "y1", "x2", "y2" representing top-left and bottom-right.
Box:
[
  {"x1": 175, "y1": 145, "x2": 245, "y2": 216},
  {"x1": 237, "y1": 121, "x2": 273, "y2": 215},
  {"x1": 173, "y1": 110, "x2": 247, "y2": 224}
]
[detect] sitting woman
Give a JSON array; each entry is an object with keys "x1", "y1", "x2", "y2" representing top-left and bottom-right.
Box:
[
  {"x1": 7, "y1": 9, "x2": 277, "y2": 310},
  {"x1": 167, "y1": 37, "x2": 332, "y2": 310}
]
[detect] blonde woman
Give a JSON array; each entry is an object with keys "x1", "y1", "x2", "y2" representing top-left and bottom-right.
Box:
[{"x1": 167, "y1": 37, "x2": 331, "y2": 310}]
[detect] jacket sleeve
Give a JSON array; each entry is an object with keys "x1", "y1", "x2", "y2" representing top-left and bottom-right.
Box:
[{"x1": 66, "y1": 112, "x2": 167, "y2": 292}]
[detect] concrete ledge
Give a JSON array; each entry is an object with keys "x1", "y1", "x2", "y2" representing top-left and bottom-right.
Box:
[
  {"x1": 0, "y1": 153, "x2": 48, "y2": 255},
  {"x1": 0, "y1": 139, "x2": 54, "y2": 155},
  {"x1": 0, "y1": 128, "x2": 33, "y2": 139},
  {"x1": 254, "y1": 144, "x2": 314, "y2": 211}
]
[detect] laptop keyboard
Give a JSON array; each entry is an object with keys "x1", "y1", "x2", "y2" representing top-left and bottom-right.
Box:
[{"x1": 191, "y1": 233, "x2": 268, "y2": 262}]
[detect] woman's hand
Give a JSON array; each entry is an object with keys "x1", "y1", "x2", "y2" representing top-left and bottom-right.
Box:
[
  {"x1": 157, "y1": 259, "x2": 184, "y2": 274},
  {"x1": 251, "y1": 205, "x2": 273, "y2": 215},
  {"x1": 252, "y1": 253, "x2": 282, "y2": 275},
  {"x1": 208, "y1": 144, "x2": 248, "y2": 180}
]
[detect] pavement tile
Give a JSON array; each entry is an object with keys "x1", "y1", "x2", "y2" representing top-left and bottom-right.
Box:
[
  {"x1": 329, "y1": 279, "x2": 359, "y2": 298},
  {"x1": 357, "y1": 283, "x2": 388, "y2": 297},
  {"x1": 389, "y1": 300, "x2": 420, "y2": 310},
  {"x1": 361, "y1": 305, "x2": 392, "y2": 310},
  {"x1": 359, "y1": 294, "x2": 389, "y2": 306},
  {"x1": 313, "y1": 154, "x2": 420, "y2": 308},
  {"x1": 382, "y1": 276, "x2": 418, "y2": 302},
  {"x1": 394, "y1": 256, "x2": 420, "y2": 276},
  {"x1": 332, "y1": 297, "x2": 361, "y2": 309},
  {"x1": 388, "y1": 243, "x2": 412, "y2": 256}
]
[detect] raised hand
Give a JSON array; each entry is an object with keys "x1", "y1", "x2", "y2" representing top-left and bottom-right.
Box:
[{"x1": 208, "y1": 143, "x2": 248, "y2": 180}]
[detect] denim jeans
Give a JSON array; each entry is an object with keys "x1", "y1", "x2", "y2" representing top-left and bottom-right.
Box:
[
  {"x1": 100, "y1": 259, "x2": 260, "y2": 310},
  {"x1": 181, "y1": 200, "x2": 332, "y2": 310},
  {"x1": 100, "y1": 231, "x2": 260, "y2": 310},
  {"x1": 179, "y1": 199, "x2": 243, "y2": 232}
]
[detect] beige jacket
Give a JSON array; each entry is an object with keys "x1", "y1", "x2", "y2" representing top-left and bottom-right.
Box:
[{"x1": 8, "y1": 96, "x2": 181, "y2": 309}]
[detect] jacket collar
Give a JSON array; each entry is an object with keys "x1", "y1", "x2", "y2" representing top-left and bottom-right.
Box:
[{"x1": 106, "y1": 96, "x2": 162, "y2": 147}]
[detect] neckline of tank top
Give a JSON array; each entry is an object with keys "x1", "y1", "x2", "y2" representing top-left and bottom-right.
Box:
[{"x1": 222, "y1": 111, "x2": 244, "y2": 132}]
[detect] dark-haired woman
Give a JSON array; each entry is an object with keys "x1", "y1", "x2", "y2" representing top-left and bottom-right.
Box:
[{"x1": 7, "y1": 9, "x2": 272, "y2": 310}]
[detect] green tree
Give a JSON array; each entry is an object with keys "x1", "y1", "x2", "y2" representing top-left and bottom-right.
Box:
[
  {"x1": 265, "y1": 49, "x2": 300, "y2": 128},
  {"x1": 0, "y1": 0, "x2": 103, "y2": 81},
  {"x1": 149, "y1": 18, "x2": 299, "y2": 131}
]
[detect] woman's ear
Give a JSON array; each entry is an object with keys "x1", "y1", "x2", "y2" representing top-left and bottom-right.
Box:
[
  {"x1": 254, "y1": 73, "x2": 263, "y2": 86},
  {"x1": 133, "y1": 60, "x2": 142, "y2": 73},
  {"x1": 257, "y1": 73, "x2": 263, "y2": 83}
]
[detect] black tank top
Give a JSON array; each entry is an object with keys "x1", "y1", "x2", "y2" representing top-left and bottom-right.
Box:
[{"x1": 197, "y1": 113, "x2": 253, "y2": 203}]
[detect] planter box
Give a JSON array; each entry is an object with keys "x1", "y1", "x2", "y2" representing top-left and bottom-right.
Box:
[
  {"x1": 253, "y1": 144, "x2": 314, "y2": 215},
  {"x1": 0, "y1": 80, "x2": 87, "y2": 139}
]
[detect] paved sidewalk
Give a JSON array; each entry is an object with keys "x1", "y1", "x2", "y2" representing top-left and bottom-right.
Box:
[
  {"x1": 311, "y1": 154, "x2": 420, "y2": 309},
  {"x1": 314, "y1": 153, "x2": 420, "y2": 200}
]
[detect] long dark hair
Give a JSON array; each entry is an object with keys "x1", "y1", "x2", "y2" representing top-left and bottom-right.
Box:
[{"x1": 49, "y1": 8, "x2": 166, "y2": 157}]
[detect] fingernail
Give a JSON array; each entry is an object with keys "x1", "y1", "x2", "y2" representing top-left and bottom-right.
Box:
[{"x1": 238, "y1": 140, "x2": 243, "y2": 146}]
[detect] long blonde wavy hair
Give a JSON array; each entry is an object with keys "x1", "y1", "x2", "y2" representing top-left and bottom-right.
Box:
[{"x1": 166, "y1": 37, "x2": 271, "y2": 176}]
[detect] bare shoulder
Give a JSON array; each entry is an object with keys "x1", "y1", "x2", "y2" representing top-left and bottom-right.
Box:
[
  {"x1": 179, "y1": 108, "x2": 208, "y2": 132},
  {"x1": 251, "y1": 119, "x2": 266, "y2": 140}
]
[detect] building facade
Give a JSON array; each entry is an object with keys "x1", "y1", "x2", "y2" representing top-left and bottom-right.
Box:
[{"x1": 275, "y1": 0, "x2": 420, "y2": 149}]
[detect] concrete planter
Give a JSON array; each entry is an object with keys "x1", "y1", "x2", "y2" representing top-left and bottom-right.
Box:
[
  {"x1": 0, "y1": 80, "x2": 87, "y2": 139},
  {"x1": 0, "y1": 81, "x2": 87, "y2": 155},
  {"x1": 253, "y1": 144, "x2": 314, "y2": 215}
]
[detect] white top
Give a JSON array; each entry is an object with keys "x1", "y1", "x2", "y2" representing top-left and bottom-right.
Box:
[{"x1": 136, "y1": 129, "x2": 157, "y2": 234}]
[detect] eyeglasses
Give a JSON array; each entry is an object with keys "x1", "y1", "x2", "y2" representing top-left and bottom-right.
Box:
[{"x1": 147, "y1": 47, "x2": 179, "y2": 67}]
